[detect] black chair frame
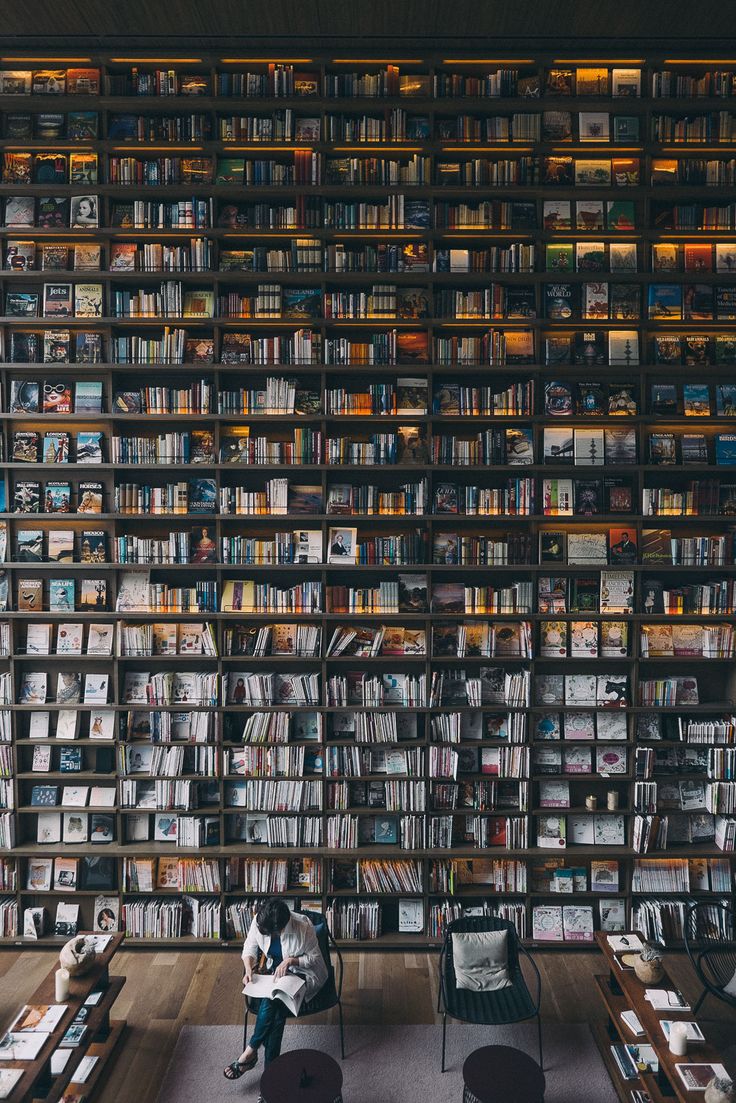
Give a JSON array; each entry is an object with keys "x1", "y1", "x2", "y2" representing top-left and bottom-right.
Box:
[
  {"x1": 242, "y1": 910, "x2": 346, "y2": 1061},
  {"x1": 685, "y1": 900, "x2": 736, "y2": 1015},
  {"x1": 437, "y1": 917, "x2": 543, "y2": 1074}
]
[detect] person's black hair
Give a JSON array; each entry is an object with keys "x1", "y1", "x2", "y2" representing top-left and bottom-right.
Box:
[{"x1": 256, "y1": 897, "x2": 291, "y2": 935}]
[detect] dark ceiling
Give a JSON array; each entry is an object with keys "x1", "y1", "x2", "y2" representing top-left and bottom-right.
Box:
[{"x1": 0, "y1": 0, "x2": 734, "y2": 47}]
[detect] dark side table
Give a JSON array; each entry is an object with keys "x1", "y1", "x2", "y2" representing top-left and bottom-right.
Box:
[
  {"x1": 462, "y1": 1045, "x2": 545, "y2": 1103},
  {"x1": 259, "y1": 1048, "x2": 343, "y2": 1103}
]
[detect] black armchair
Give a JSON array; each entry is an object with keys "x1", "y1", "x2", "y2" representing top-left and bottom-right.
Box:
[
  {"x1": 242, "y1": 909, "x2": 345, "y2": 1059},
  {"x1": 438, "y1": 915, "x2": 542, "y2": 1073},
  {"x1": 685, "y1": 900, "x2": 736, "y2": 1015}
]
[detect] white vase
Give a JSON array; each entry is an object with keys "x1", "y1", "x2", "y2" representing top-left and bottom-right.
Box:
[{"x1": 704, "y1": 1078, "x2": 736, "y2": 1103}]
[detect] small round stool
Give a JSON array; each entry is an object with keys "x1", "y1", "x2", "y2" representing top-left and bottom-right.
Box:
[
  {"x1": 462, "y1": 1045, "x2": 545, "y2": 1103},
  {"x1": 259, "y1": 1048, "x2": 343, "y2": 1103}
]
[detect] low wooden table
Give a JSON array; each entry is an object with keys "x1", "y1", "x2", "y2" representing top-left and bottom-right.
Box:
[
  {"x1": 0, "y1": 932, "x2": 126, "y2": 1103},
  {"x1": 259, "y1": 1048, "x2": 343, "y2": 1103},
  {"x1": 592, "y1": 930, "x2": 732, "y2": 1103},
  {"x1": 462, "y1": 1045, "x2": 545, "y2": 1103}
]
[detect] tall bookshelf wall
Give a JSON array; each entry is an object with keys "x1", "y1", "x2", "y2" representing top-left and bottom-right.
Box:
[{"x1": 0, "y1": 50, "x2": 734, "y2": 948}]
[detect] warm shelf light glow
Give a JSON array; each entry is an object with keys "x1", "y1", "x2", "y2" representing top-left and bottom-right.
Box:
[
  {"x1": 109, "y1": 58, "x2": 203, "y2": 64},
  {"x1": 1, "y1": 56, "x2": 92, "y2": 62},
  {"x1": 228, "y1": 146, "x2": 313, "y2": 151},
  {"x1": 220, "y1": 58, "x2": 314, "y2": 64},
  {"x1": 552, "y1": 58, "x2": 644, "y2": 64},
  {"x1": 112, "y1": 146, "x2": 204, "y2": 152},
  {"x1": 441, "y1": 59, "x2": 535, "y2": 65},
  {"x1": 663, "y1": 58, "x2": 736, "y2": 64},
  {"x1": 661, "y1": 146, "x2": 736, "y2": 152},
  {"x1": 441, "y1": 146, "x2": 533, "y2": 153},
  {"x1": 330, "y1": 59, "x2": 424, "y2": 64},
  {"x1": 332, "y1": 146, "x2": 422, "y2": 152},
  {"x1": 4, "y1": 145, "x2": 93, "y2": 151},
  {"x1": 552, "y1": 146, "x2": 643, "y2": 153}
]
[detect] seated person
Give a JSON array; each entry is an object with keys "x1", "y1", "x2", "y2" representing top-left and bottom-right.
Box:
[{"x1": 224, "y1": 898, "x2": 328, "y2": 1079}]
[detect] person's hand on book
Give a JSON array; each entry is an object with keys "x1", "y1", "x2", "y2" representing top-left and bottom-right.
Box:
[
  {"x1": 242, "y1": 956, "x2": 255, "y2": 986},
  {"x1": 274, "y1": 956, "x2": 298, "y2": 979}
]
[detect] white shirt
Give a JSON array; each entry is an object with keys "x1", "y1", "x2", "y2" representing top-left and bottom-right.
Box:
[{"x1": 242, "y1": 911, "x2": 328, "y2": 1002}]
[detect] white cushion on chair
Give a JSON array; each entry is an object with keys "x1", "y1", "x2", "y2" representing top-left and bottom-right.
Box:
[
  {"x1": 451, "y1": 930, "x2": 512, "y2": 992},
  {"x1": 723, "y1": 967, "x2": 736, "y2": 997}
]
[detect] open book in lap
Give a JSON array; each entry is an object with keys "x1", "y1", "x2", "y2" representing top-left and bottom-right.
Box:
[{"x1": 243, "y1": 972, "x2": 307, "y2": 1017}]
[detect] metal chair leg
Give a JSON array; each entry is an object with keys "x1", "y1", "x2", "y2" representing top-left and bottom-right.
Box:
[
  {"x1": 242, "y1": 1004, "x2": 250, "y2": 1052},
  {"x1": 441, "y1": 1012, "x2": 447, "y2": 1073},
  {"x1": 338, "y1": 999, "x2": 346, "y2": 1060},
  {"x1": 693, "y1": 988, "x2": 707, "y2": 1014},
  {"x1": 537, "y1": 1013, "x2": 543, "y2": 1071}
]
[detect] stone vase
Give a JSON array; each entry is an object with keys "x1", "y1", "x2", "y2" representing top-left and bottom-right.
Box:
[{"x1": 633, "y1": 955, "x2": 664, "y2": 984}]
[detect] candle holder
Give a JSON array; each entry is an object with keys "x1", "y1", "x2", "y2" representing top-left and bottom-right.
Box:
[
  {"x1": 54, "y1": 967, "x2": 70, "y2": 1002},
  {"x1": 607, "y1": 791, "x2": 619, "y2": 811},
  {"x1": 585, "y1": 795, "x2": 598, "y2": 810},
  {"x1": 668, "y1": 1021, "x2": 688, "y2": 1057}
]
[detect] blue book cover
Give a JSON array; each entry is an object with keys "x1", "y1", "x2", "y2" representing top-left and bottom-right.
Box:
[
  {"x1": 648, "y1": 283, "x2": 682, "y2": 319},
  {"x1": 715, "y1": 434, "x2": 736, "y2": 465},
  {"x1": 188, "y1": 479, "x2": 216, "y2": 513}
]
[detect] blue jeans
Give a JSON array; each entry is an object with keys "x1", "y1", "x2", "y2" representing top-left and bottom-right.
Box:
[{"x1": 249, "y1": 997, "x2": 291, "y2": 1064}]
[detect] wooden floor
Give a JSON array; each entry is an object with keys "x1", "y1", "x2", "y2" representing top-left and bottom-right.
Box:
[{"x1": 0, "y1": 947, "x2": 733, "y2": 1103}]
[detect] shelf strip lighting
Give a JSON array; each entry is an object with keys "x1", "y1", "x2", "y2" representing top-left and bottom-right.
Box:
[
  {"x1": 330, "y1": 58, "x2": 424, "y2": 64},
  {"x1": 0, "y1": 56, "x2": 93, "y2": 63},
  {"x1": 441, "y1": 58, "x2": 535, "y2": 65},
  {"x1": 108, "y1": 57, "x2": 203, "y2": 64},
  {"x1": 220, "y1": 58, "x2": 314, "y2": 64},
  {"x1": 441, "y1": 146, "x2": 533, "y2": 153},
  {"x1": 112, "y1": 146, "x2": 204, "y2": 152},
  {"x1": 552, "y1": 58, "x2": 644, "y2": 64}
]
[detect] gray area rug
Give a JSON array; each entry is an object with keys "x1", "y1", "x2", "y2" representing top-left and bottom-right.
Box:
[{"x1": 156, "y1": 1023, "x2": 618, "y2": 1102}]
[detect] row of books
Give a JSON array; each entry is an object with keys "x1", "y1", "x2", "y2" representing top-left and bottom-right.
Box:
[
  {"x1": 8, "y1": 278, "x2": 736, "y2": 326},
  {"x1": 13, "y1": 60, "x2": 736, "y2": 102},
  {"x1": 8, "y1": 237, "x2": 736, "y2": 275},
  {"x1": 10, "y1": 105, "x2": 732, "y2": 146},
  {"x1": 0, "y1": 63, "x2": 683, "y2": 102},
  {"x1": 6, "y1": 524, "x2": 735, "y2": 571}
]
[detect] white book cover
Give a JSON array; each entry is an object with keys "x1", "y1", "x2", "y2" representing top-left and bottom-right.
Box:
[
  {"x1": 87, "y1": 623, "x2": 113, "y2": 655},
  {"x1": 88, "y1": 709, "x2": 115, "y2": 740},
  {"x1": 11, "y1": 1004, "x2": 66, "y2": 1033},
  {"x1": 0, "y1": 1031, "x2": 49, "y2": 1060},
  {"x1": 55, "y1": 710, "x2": 78, "y2": 740},
  {"x1": 56, "y1": 623, "x2": 83, "y2": 655},
  {"x1": 126, "y1": 814, "x2": 150, "y2": 841},
  {"x1": 19, "y1": 672, "x2": 47, "y2": 704},
  {"x1": 61, "y1": 786, "x2": 89, "y2": 808},
  {"x1": 28, "y1": 711, "x2": 50, "y2": 739},
  {"x1": 26, "y1": 623, "x2": 51, "y2": 655},
  {"x1": 71, "y1": 1054, "x2": 99, "y2": 1084},
  {"x1": 116, "y1": 570, "x2": 150, "y2": 612},
  {"x1": 0, "y1": 1069, "x2": 23, "y2": 1096},
  {"x1": 532, "y1": 905, "x2": 564, "y2": 942},
  {"x1": 62, "y1": 811, "x2": 88, "y2": 843},
  {"x1": 36, "y1": 812, "x2": 61, "y2": 844},
  {"x1": 83, "y1": 673, "x2": 109, "y2": 703},
  {"x1": 123, "y1": 671, "x2": 151, "y2": 703},
  {"x1": 89, "y1": 786, "x2": 116, "y2": 807}
]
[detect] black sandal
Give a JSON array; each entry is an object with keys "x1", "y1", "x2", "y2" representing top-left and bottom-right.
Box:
[{"x1": 223, "y1": 1054, "x2": 258, "y2": 1079}]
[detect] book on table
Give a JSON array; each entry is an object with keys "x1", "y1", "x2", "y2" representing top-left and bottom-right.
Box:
[{"x1": 242, "y1": 971, "x2": 307, "y2": 1016}]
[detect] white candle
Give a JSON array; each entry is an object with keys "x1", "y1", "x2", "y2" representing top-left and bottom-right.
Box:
[
  {"x1": 54, "y1": 968, "x2": 70, "y2": 1002},
  {"x1": 669, "y1": 1021, "x2": 688, "y2": 1056}
]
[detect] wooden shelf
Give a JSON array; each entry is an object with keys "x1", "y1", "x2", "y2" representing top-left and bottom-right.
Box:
[{"x1": 0, "y1": 47, "x2": 734, "y2": 950}]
